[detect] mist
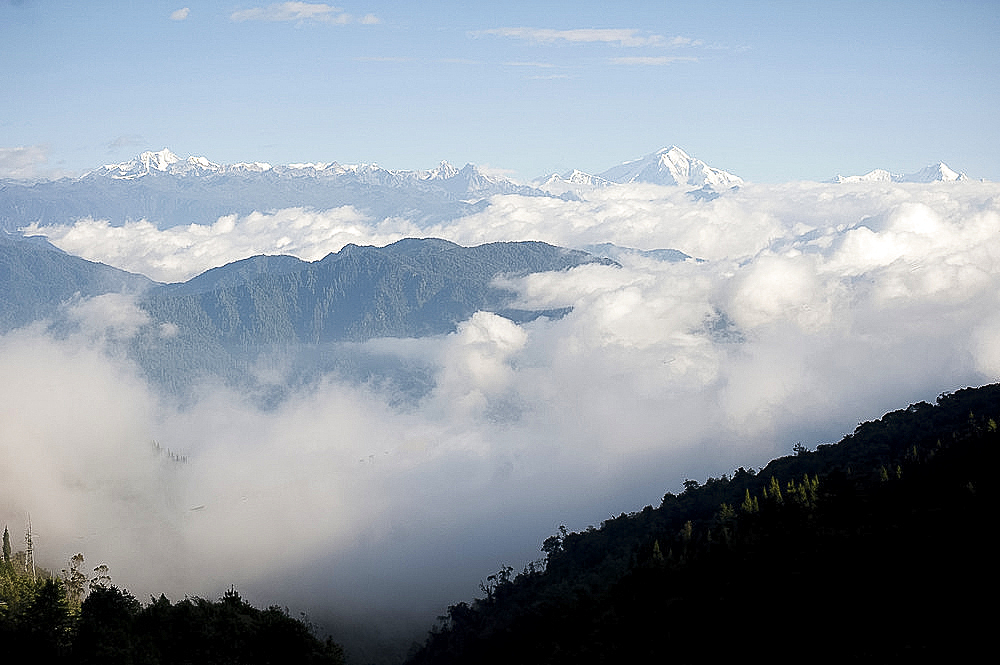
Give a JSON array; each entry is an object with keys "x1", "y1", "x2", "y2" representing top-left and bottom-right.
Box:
[{"x1": 6, "y1": 181, "x2": 1000, "y2": 641}]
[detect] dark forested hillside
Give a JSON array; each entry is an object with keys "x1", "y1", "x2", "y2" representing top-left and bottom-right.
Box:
[
  {"x1": 0, "y1": 232, "x2": 153, "y2": 332},
  {"x1": 130, "y1": 238, "x2": 611, "y2": 396},
  {"x1": 142, "y1": 238, "x2": 607, "y2": 345},
  {"x1": 0, "y1": 235, "x2": 613, "y2": 398},
  {"x1": 405, "y1": 384, "x2": 998, "y2": 664}
]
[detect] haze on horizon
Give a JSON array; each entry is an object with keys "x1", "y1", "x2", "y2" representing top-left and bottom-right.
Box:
[{"x1": 1, "y1": 1, "x2": 997, "y2": 183}]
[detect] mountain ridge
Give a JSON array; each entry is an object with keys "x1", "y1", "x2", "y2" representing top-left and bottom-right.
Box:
[
  {"x1": 831, "y1": 161, "x2": 970, "y2": 183},
  {"x1": 534, "y1": 146, "x2": 744, "y2": 193}
]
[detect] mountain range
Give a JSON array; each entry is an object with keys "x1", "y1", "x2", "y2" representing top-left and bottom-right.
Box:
[
  {"x1": 0, "y1": 149, "x2": 549, "y2": 232},
  {"x1": 0, "y1": 232, "x2": 614, "y2": 399},
  {"x1": 0, "y1": 231, "x2": 153, "y2": 331},
  {"x1": 0, "y1": 147, "x2": 976, "y2": 233},
  {"x1": 831, "y1": 162, "x2": 970, "y2": 183}
]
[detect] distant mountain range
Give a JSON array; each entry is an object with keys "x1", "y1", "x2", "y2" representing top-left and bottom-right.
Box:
[
  {"x1": 1, "y1": 146, "x2": 977, "y2": 232},
  {"x1": 0, "y1": 149, "x2": 553, "y2": 232},
  {"x1": 831, "y1": 162, "x2": 970, "y2": 183}
]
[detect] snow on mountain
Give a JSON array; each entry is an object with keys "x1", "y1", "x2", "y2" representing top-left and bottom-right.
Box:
[
  {"x1": 597, "y1": 146, "x2": 744, "y2": 188},
  {"x1": 832, "y1": 162, "x2": 970, "y2": 183},
  {"x1": 88, "y1": 148, "x2": 275, "y2": 179},
  {"x1": 534, "y1": 170, "x2": 613, "y2": 195},
  {"x1": 0, "y1": 149, "x2": 555, "y2": 232},
  {"x1": 423, "y1": 161, "x2": 460, "y2": 181},
  {"x1": 904, "y1": 163, "x2": 969, "y2": 183},
  {"x1": 534, "y1": 147, "x2": 742, "y2": 194},
  {"x1": 91, "y1": 148, "x2": 184, "y2": 179},
  {"x1": 87, "y1": 149, "x2": 542, "y2": 199}
]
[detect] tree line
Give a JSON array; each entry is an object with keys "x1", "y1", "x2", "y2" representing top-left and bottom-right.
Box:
[
  {"x1": 405, "y1": 384, "x2": 998, "y2": 664},
  {"x1": 0, "y1": 543, "x2": 345, "y2": 664}
]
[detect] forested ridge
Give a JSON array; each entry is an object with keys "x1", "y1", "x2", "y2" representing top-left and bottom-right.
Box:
[{"x1": 405, "y1": 383, "x2": 998, "y2": 664}]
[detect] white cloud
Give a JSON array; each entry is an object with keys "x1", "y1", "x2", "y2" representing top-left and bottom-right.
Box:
[
  {"x1": 65, "y1": 293, "x2": 151, "y2": 341},
  {"x1": 24, "y1": 205, "x2": 414, "y2": 283},
  {"x1": 230, "y1": 2, "x2": 350, "y2": 24},
  {"x1": 10, "y1": 180, "x2": 1000, "y2": 632},
  {"x1": 504, "y1": 61, "x2": 559, "y2": 68},
  {"x1": 611, "y1": 56, "x2": 698, "y2": 65},
  {"x1": 169, "y1": 7, "x2": 190, "y2": 21},
  {"x1": 0, "y1": 145, "x2": 49, "y2": 179},
  {"x1": 479, "y1": 27, "x2": 670, "y2": 48}
]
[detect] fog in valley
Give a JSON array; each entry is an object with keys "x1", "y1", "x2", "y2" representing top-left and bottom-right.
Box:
[{"x1": 4, "y1": 181, "x2": 1000, "y2": 637}]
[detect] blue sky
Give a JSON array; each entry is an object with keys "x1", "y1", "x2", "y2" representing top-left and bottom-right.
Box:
[{"x1": 2, "y1": 0, "x2": 998, "y2": 182}]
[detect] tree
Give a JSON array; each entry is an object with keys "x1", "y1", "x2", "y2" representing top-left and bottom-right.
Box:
[
  {"x1": 73, "y1": 585, "x2": 141, "y2": 665},
  {"x1": 62, "y1": 553, "x2": 88, "y2": 608},
  {"x1": 2, "y1": 526, "x2": 10, "y2": 566},
  {"x1": 23, "y1": 578, "x2": 73, "y2": 657},
  {"x1": 89, "y1": 564, "x2": 112, "y2": 592}
]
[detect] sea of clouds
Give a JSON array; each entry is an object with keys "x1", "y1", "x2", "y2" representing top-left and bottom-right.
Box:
[{"x1": 5, "y1": 180, "x2": 1000, "y2": 632}]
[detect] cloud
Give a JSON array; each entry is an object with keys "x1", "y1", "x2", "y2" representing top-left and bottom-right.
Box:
[
  {"x1": 230, "y1": 2, "x2": 370, "y2": 25},
  {"x1": 668, "y1": 36, "x2": 700, "y2": 47},
  {"x1": 169, "y1": 7, "x2": 190, "y2": 21},
  {"x1": 106, "y1": 135, "x2": 145, "y2": 153},
  {"x1": 611, "y1": 56, "x2": 698, "y2": 65},
  {"x1": 24, "y1": 205, "x2": 412, "y2": 283},
  {"x1": 10, "y1": 180, "x2": 1000, "y2": 640},
  {"x1": 0, "y1": 145, "x2": 49, "y2": 179},
  {"x1": 504, "y1": 61, "x2": 559, "y2": 68},
  {"x1": 478, "y1": 27, "x2": 671, "y2": 48},
  {"x1": 354, "y1": 56, "x2": 411, "y2": 63}
]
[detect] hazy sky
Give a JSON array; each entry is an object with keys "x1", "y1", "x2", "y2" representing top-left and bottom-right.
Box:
[{"x1": 2, "y1": 0, "x2": 998, "y2": 182}]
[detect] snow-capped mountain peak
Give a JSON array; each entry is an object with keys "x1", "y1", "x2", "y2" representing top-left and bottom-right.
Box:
[
  {"x1": 424, "y1": 161, "x2": 460, "y2": 181},
  {"x1": 91, "y1": 148, "x2": 227, "y2": 179},
  {"x1": 144, "y1": 148, "x2": 179, "y2": 169},
  {"x1": 597, "y1": 145, "x2": 744, "y2": 188},
  {"x1": 92, "y1": 148, "x2": 180, "y2": 179},
  {"x1": 833, "y1": 162, "x2": 970, "y2": 184},
  {"x1": 533, "y1": 146, "x2": 743, "y2": 194},
  {"x1": 906, "y1": 162, "x2": 968, "y2": 183}
]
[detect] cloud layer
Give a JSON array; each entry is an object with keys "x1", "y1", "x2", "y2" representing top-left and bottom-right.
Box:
[{"x1": 8, "y1": 181, "x2": 1000, "y2": 631}]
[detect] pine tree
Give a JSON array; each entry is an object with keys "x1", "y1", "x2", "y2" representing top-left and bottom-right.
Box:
[
  {"x1": 741, "y1": 489, "x2": 759, "y2": 514},
  {"x1": 2, "y1": 526, "x2": 10, "y2": 565}
]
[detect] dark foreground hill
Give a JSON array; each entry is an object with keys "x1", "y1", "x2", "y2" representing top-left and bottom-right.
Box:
[{"x1": 405, "y1": 383, "x2": 998, "y2": 664}]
